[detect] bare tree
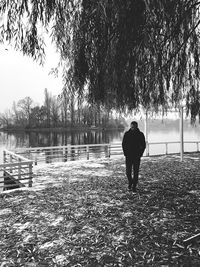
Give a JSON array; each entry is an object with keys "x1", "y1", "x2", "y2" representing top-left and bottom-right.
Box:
[
  {"x1": 44, "y1": 88, "x2": 52, "y2": 128},
  {"x1": 59, "y1": 90, "x2": 69, "y2": 127},
  {"x1": 0, "y1": 109, "x2": 13, "y2": 128},
  {"x1": 51, "y1": 96, "x2": 60, "y2": 127},
  {"x1": 17, "y1": 97, "x2": 34, "y2": 127}
]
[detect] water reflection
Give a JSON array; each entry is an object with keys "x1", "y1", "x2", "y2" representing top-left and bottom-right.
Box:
[{"x1": 0, "y1": 130, "x2": 124, "y2": 150}]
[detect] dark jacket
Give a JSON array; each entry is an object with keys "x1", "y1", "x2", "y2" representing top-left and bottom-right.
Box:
[{"x1": 122, "y1": 128, "x2": 146, "y2": 158}]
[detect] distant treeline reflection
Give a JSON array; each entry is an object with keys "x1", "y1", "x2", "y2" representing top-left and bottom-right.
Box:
[{"x1": 0, "y1": 130, "x2": 125, "y2": 148}]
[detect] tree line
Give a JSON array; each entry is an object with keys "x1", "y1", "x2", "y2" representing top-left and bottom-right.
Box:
[{"x1": 0, "y1": 89, "x2": 126, "y2": 130}]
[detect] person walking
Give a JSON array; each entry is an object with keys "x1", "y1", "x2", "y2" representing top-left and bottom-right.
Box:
[{"x1": 122, "y1": 121, "x2": 146, "y2": 192}]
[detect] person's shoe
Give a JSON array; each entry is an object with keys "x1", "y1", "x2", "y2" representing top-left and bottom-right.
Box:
[{"x1": 132, "y1": 187, "x2": 137, "y2": 193}]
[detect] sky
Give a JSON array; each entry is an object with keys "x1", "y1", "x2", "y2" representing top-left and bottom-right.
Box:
[{"x1": 0, "y1": 42, "x2": 62, "y2": 113}]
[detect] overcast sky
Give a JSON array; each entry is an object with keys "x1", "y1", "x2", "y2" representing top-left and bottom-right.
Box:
[{"x1": 0, "y1": 42, "x2": 62, "y2": 113}]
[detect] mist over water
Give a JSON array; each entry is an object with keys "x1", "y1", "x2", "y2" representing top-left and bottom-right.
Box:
[{"x1": 138, "y1": 119, "x2": 200, "y2": 142}]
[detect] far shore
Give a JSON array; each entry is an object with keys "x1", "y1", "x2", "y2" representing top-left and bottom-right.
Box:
[{"x1": 0, "y1": 126, "x2": 125, "y2": 133}]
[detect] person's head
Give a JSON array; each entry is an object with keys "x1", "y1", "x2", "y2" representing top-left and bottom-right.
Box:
[{"x1": 130, "y1": 121, "x2": 138, "y2": 131}]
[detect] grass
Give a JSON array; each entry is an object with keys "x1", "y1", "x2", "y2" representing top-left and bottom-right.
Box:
[{"x1": 0, "y1": 153, "x2": 200, "y2": 266}]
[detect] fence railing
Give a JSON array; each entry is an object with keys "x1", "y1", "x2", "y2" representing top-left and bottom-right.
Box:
[
  {"x1": 13, "y1": 144, "x2": 111, "y2": 164},
  {"x1": 12, "y1": 140, "x2": 200, "y2": 165},
  {"x1": 145, "y1": 141, "x2": 200, "y2": 156},
  {"x1": 0, "y1": 149, "x2": 33, "y2": 191}
]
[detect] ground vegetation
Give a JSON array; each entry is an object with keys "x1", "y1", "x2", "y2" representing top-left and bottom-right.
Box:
[{"x1": 0, "y1": 153, "x2": 200, "y2": 266}]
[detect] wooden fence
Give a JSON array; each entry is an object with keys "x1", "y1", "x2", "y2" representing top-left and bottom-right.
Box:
[{"x1": 0, "y1": 149, "x2": 33, "y2": 191}]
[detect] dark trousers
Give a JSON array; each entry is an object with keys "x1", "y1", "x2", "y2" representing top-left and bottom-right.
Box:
[{"x1": 125, "y1": 157, "x2": 141, "y2": 188}]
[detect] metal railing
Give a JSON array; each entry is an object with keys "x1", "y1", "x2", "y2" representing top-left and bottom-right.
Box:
[
  {"x1": 12, "y1": 140, "x2": 200, "y2": 165},
  {"x1": 0, "y1": 149, "x2": 33, "y2": 191}
]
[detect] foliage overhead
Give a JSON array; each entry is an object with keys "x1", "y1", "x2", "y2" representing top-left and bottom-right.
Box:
[{"x1": 1, "y1": 0, "x2": 200, "y2": 120}]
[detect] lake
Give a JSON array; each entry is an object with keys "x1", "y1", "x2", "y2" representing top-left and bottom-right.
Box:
[{"x1": 0, "y1": 119, "x2": 200, "y2": 162}]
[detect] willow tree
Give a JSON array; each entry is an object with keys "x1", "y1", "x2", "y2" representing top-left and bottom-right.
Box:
[{"x1": 1, "y1": 0, "x2": 200, "y2": 121}]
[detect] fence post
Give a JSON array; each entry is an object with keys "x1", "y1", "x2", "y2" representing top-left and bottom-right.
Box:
[
  {"x1": 180, "y1": 106, "x2": 184, "y2": 161},
  {"x1": 3, "y1": 150, "x2": 6, "y2": 164},
  {"x1": 63, "y1": 147, "x2": 65, "y2": 161},
  {"x1": 34, "y1": 155, "x2": 37, "y2": 165},
  {"x1": 18, "y1": 158, "x2": 21, "y2": 182},
  {"x1": 146, "y1": 142, "x2": 149, "y2": 156},
  {"x1": 10, "y1": 154, "x2": 13, "y2": 173},
  {"x1": 3, "y1": 150, "x2": 6, "y2": 188},
  {"x1": 28, "y1": 162, "x2": 33, "y2": 187},
  {"x1": 108, "y1": 144, "x2": 111, "y2": 158},
  {"x1": 64, "y1": 146, "x2": 68, "y2": 162},
  {"x1": 86, "y1": 145, "x2": 89, "y2": 160},
  {"x1": 166, "y1": 143, "x2": 168, "y2": 155}
]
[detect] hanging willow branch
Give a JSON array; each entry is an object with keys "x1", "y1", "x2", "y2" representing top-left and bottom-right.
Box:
[{"x1": 1, "y1": 0, "x2": 200, "y2": 120}]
